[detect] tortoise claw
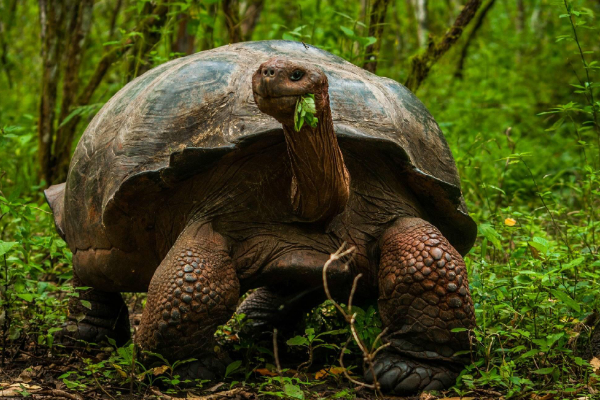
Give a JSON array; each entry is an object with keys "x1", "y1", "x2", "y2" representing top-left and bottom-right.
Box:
[
  {"x1": 364, "y1": 350, "x2": 458, "y2": 394},
  {"x1": 170, "y1": 354, "x2": 231, "y2": 387}
]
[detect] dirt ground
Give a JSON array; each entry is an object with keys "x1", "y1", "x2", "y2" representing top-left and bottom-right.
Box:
[
  {"x1": 0, "y1": 346, "x2": 501, "y2": 400},
  {"x1": 1, "y1": 298, "x2": 500, "y2": 400}
]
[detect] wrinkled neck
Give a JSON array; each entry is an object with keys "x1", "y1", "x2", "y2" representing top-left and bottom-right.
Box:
[{"x1": 282, "y1": 93, "x2": 350, "y2": 223}]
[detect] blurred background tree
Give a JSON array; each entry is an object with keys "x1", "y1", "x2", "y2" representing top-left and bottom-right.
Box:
[{"x1": 1, "y1": 0, "x2": 596, "y2": 190}]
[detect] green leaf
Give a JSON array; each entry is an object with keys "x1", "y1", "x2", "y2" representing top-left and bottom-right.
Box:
[
  {"x1": 549, "y1": 289, "x2": 580, "y2": 312},
  {"x1": 80, "y1": 300, "x2": 92, "y2": 310},
  {"x1": 58, "y1": 103, "x2": 104, "y2": 129},
  {"x1": 0, "y1": 240, "x2": 18, "y2": 257},
  {"x1": 294, "y1": 94, "x2": 319, "y2": 132},
  {"x1": 339, "y1": 26, "x2": 355, "y2": 38},
  {"x1": 528, "y1": 237, "x2": 549, "y2": 255},
  {"x1": 562, "y1": 257, "x2": 585, "y2": 270},
  {"x1": 284, "y1": 383, "x2": 304, "y2": 399},
  {"x1": 16, "y1": 293, "x2": 34, "y2": 302},
  {"x1": 479, "y1": 224, "x2": 503, "y2": 251},
  {"x1": 225, "y1": 360, "x2": 242, "y2": 377},
  {"x1": 282, "y1": 32, "x2": 297, "y2": 41},
  {"x1": 286, "y1": 336, "x2": 308, "y2": 346},
  {"x1": 533, "y1": 367, "x2": 554, "y2": 375}
]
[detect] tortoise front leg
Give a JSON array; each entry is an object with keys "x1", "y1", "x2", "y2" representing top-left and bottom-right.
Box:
[
  {"x1": 136, "y1": 221, "x2": 239, "y2": 380},
  {"x1": 366, "y1": 217, "x2": 475, "y2": 394},
  {"x1": 60, "y1": 273, "x2": 130, "y2": 346}
]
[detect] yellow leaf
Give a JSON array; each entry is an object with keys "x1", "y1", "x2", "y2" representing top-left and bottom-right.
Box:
[
  {"x1": 153, "y1": 365, "x2": 170, "y2": 376},
  {"x1": 0, "y1": 383, "x2": 42, "y2": 396},
  {"x1": 590, "y1": 357, "x2": 600, "y2": 374},
  {"x1": 255, "y1": 368, "x2": 277, "y2": 377},
  {"x1": 505, "y1": 218, "x2": 517, "y2": 226},
  {"x1": 112, "y1": 363, "x2": 128, "y2": 379},
  {"x1": 315, "y1": 366, "x2": 348, "y2": 380}
]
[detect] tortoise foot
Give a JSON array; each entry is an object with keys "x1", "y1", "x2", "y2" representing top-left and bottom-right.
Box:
[
  {"x1": 236, "y1": 287, "x2": 323, "y2": 338},
  {"x1": 54, "y1": 319, "x2": 130, "y2": 347},
  {"x1": 57, "y1": 273, "x2": 131, "y2": 347},
  {"x1": 365, "y1": 350, "x2": 457, "y2": 394},
  {"x1": 177, "y1": 357, "x2": 229, "y2": 381},
  {"x1": 170, "y1": 354, "x2": 231, "y2": 387}
]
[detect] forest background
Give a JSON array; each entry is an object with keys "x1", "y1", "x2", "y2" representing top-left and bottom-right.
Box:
[{"x1": 1, "y1": 0, "x2": 600, "y2": 399}]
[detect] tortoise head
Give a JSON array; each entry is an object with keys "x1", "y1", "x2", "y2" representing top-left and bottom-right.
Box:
[{"x1": 252, "y1": 58, "x2": 329, "y2": 126}]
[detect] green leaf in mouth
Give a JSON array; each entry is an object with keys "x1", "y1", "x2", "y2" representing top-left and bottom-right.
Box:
[{"x1": 294, "y1": 93, "x2": 319, "y2": 132}]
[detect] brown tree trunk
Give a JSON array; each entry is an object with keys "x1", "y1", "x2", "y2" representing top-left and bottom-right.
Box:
[
  {"x1": 413, "y1": 0, "x2": 428, "y2": 48},
  {"x1": 53, "y1": 0, "x2": 94, "y2": 183},
  {"x1": 38, "y1": 0, "x2": 67, "y2": 184},
  {"x1": 223, "y1": 0, "x2": 242, "y2": 43},
  {"x1": 0, "y1": 0, "x2": 17, "y2": 89},
  {"x1": 199, "y1": 3, "x2": 217, "y2": 50},
  {"x1": 404, "y1": 0, "x2": 482, "y2": 92},
  {"x1": 454, "y1": 0, "x2": 496, "y2": 79},
  {"x1": 109, "y1": 0, "x2": 123, "y2": 38},
  {"x1": 173, "y1": 13, "x2": 196, "y2": 55},
  {"x1": 241, "y1": 0, "x2": 264, "y2": 40},
  {"x1": 38, "y1": 1, "x2": 172, "y2": 185},
  {"x1": 516, "y1": 0, "x2": 525, "y2": 33},
  {"x1": 363, "y1": 0, "x2": 391, "y2": 73},
  {"x1": 126, "y1": 2, "x2": 170, "y2": 81}
]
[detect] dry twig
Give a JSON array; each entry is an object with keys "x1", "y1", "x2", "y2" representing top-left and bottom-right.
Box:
[{"x1": 321, "y1": 243, "x2": 390, "y2": 397}]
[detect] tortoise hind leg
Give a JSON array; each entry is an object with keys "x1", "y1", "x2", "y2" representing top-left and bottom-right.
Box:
[
  {"x1": 236, "y1": 286, "x2": 325, "y2": 337},
  {"x1": 366, "y1": 217, "x2": 475, "y2": 394},
  {"x1": 63, "y1": 273, "x2": 131, "y2": 346},
  {"x1": 136, "y1": 220, "x2": 240, "y2": 381}
]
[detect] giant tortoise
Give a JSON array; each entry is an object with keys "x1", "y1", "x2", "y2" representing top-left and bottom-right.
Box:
[{"x1": 45, "y1": 40, "x2": 477, "y2": 394}]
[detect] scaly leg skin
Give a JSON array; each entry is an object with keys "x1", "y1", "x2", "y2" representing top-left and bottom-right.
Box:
[
  {"x1": 236, "y1": 287, "x2": 287, "y2": 335},
  {"x1": 236, "y1": 287, "x2": 323, "y2": 336},
  {"x1": 59, "y1": 273, "x2": 130, "y2": 346},
  {"x1": 366, "y1": 217, "x2": 476, "y2": 394},
  {"x1": 136, "y1": 221, "x2": 240, "y2": 381}
]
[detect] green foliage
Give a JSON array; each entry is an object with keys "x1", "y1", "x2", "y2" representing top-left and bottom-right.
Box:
[
  {"x1": 294, "y1": 93, "x2": 319, "y2": 131},
  {"x1": 0, "y1": 192, "x2": 72, "y2": 352}
]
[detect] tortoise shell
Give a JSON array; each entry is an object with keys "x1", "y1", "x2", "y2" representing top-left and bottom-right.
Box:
[{"x1": 62, "y1": 40, "x2": 476, "y2": 256}]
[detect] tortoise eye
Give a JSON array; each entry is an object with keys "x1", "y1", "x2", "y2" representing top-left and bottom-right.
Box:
[{"x1": 290, "y1": 70, "x2": 304, "y2": 81}]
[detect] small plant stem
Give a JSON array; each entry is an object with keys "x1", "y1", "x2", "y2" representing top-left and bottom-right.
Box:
[
  {"x1": 564, "y1": 0, "x2": 600, "y2": 166},
  {"x1": 1, "y1": 254, "x2": 10, "y2": 367},
  {"x1": 322, "y1": 244, "x2": 386, "y2": 396},
  {"x1": 520, "y1": 157, "x2": 573, "y2": 258},
  {"x1": 93, "y1": 371, "x2": 115, "y2": 400},
  {"x1": 273, "y1": 328, "x2": 282, "y2": 376},
  {"x1": 130, "y1": 343, "x2": 136, "y2": 394}
]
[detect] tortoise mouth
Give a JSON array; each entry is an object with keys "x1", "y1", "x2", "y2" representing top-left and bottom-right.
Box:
[
  {"x1": 253, "y1": 92, "x2": 299, "y2": 122},
  {"x1": 253, "y1": 92, "x2": 299, "y2": 101}
]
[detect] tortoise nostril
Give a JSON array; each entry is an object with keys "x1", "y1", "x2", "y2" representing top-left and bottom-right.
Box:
[{"x1": 262, "y1": 66, "x2": 276, "y2": 77}]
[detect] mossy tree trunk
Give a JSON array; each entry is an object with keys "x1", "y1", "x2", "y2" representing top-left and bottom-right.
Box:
[
  {"x1": 363, "y1": 0, "x2": 391, "y2": 73},
  {"x1": 37, "y1": 1, "x2": 172, "y2": 185},
  {"x1": 404, "y1": 0, "x2": 482, "y2": 93}
]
